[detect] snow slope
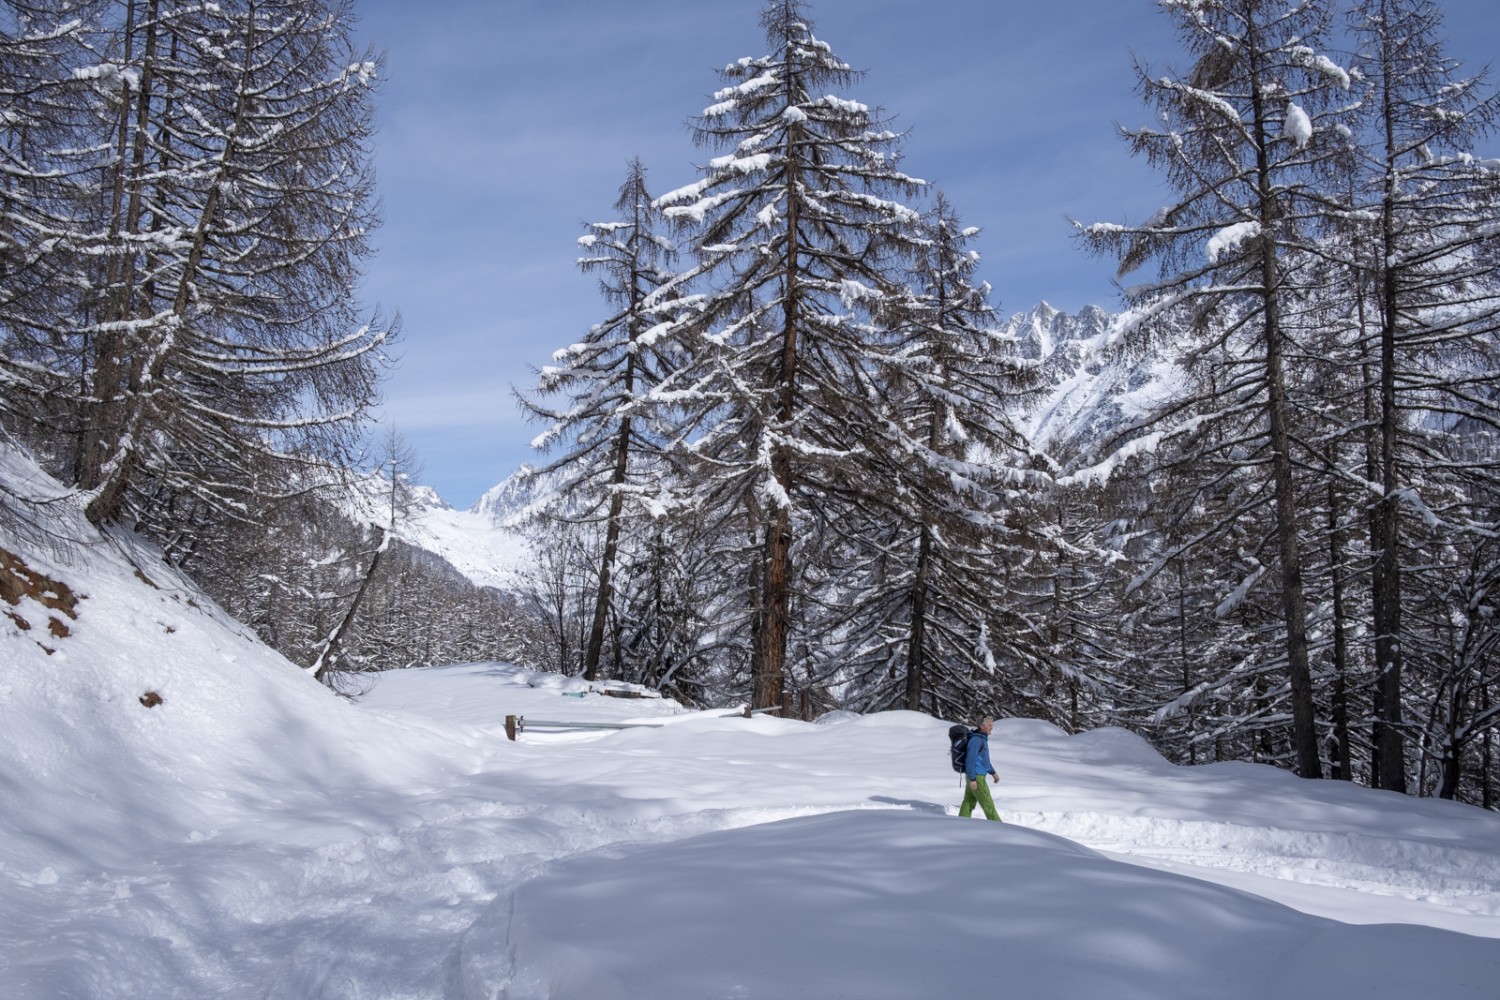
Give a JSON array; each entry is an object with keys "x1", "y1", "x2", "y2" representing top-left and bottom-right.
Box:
[
  {"x1": 3, "y1": 446, "x2": 1500, "y2": 998},
  {"x1": 394, "y1": 482, "x2": 529, "y2": 591},
  {"x1": 405, "y1": 498, "x2": 530, "y2": 591}
]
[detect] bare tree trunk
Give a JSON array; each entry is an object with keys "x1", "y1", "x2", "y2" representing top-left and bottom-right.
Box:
[
  {"x1": 905, "y1": 522, "x2": 932, "y2": 710},
  {"x1": 313, "y1": 526, "x2": 387, "y2": 683},
  {"x1": 1484, "y1": 682, "x2": 1494, "y2": 810},
  {"x1": 1250, "y1": 35, "x2": 1321, "y2": 779},
  {"x1": 1437, "y1": 732, "x2": 1462, "y2": 801},
  {"x1": 1371, "y1": 32, "x2": 1409, "y2": 791},
  {"x1": 1328, "y1": 479, "x2": 1354, "y2": 780},
  {"x1": 755, "y1": 111, "x2": 802, "y2": 711},
  {"x1": 759, "y1": 497, "x2": 791, "y2": 710},
  {"x1": 1179, "y1": 558, "x2": 1196, "y2": 765},
  {"x1": 583, "y1": 424, "x2": 630, "y2": 683},
  {"x1": 78, "y1": 0, "x2": 158, "y2": 495},
  {"x1": 745, "y1": 496, "x2": 765, "y2": 697}
]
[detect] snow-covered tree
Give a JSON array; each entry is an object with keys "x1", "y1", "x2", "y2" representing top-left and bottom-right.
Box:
[
  {"x1": 519, "y1": 158, "x2": 682, "y2": 682},
  {"x1": 0, "y1": 3, "x2": 104, "y2": 452},
  {"x1": 0, "y1": 0, "x2": 392, "y2": 527},
  {"x1": 311, "y1": 427, "x2": 422, "y2": 683},
  {"x1": 833, "y1": 195, "x2": 1046, "y2": 716},
  {"x1": 1342, "y1": 0, "x2": 1500, "y2": 792},
  {"x1": 653, "y1": 0, "x2": 926, "y2": 709},
  {"x1": 1079, "y1": 0, "x2": 1357, "y2": 778}
]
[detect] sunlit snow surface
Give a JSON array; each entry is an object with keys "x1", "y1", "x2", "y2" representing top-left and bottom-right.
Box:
[{"x1": 2, "y1": 463, "x2": 1499, "y2": 999}]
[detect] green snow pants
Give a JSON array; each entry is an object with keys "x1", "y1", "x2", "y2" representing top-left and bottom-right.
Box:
[{"x1": 959, "y1": 775, "x2": 1001, "y2": 821}]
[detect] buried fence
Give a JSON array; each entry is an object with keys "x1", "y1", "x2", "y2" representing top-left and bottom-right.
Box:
[{"x1": 504, "y1": 705, "x2": 781, "y2": 741}]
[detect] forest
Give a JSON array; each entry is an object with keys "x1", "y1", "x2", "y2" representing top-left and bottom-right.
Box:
[{"x1": 3, "y1": 0, "x2": 1498, "y2": 809}]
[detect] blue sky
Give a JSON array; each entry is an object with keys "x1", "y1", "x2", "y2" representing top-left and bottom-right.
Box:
[{"x1": 354, "y1": 0, "x2": 1500, "y2": 509}]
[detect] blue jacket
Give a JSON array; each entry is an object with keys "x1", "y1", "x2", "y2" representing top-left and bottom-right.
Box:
[{"x1": 965, "y1": 730, "x2": 996, "y2": 781}]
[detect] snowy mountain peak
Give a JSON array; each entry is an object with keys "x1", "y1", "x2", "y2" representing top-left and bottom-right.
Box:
[
  {"x1": 469, "y1": 470, "x2": 535, "y2": 526},
  {"x1": 1001, "y1": 301, "x2": 1177, "y2": 462},
  {"x1": 407, "y1": 482, "x2": 451, "y2": 514},
  {"x1": 1004, "y1": 301, "x2": 1112, "y2": 363}
]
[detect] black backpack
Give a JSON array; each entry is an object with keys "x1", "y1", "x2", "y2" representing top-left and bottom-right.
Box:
[{"x1": 948, "y1": 724, "x2": 977, "y2": 772}]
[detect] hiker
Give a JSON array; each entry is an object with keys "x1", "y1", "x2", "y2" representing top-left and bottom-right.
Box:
[{"x1": 959, "y1": 716, "x2": 1001, "y2": 822}]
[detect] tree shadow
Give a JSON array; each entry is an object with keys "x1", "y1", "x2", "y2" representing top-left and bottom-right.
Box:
[{"x1": 868, "y1": 795, "x2": 950, "y2": 815}]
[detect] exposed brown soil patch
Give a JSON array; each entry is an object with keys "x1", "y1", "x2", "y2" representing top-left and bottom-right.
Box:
[
  {"x1": 1, "y1": 547, "x2": 81, "y2": 620},
  {"x1": 2, "y1": 547, "x2": 82, "y2": 650}
]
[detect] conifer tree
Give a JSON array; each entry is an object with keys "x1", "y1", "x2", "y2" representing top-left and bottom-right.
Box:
[
  {"x1": 0, "y1": 3, "x2": 104, "y2": 447},
  {"x1": 654, "y1": 0, "x2": 925, "y2": 708},
  {"x1": 836, "y1": 194, "x2": 1044, "y2": 714},
  {"x1": 1080, "y1": 0, "x2": 1357, "y2": 777},
  {"x1": 520, "y1": 158, "x2": 681, "y2": 682},
  {"x1": 1345, "y1": 0, "x2": 1500, "y2": 792},
  {"x1": 0, "y1": 0, "x2": 392, "y2": 527}
]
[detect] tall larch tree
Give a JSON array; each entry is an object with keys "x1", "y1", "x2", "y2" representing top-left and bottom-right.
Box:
[
  {"x1": 654, "y1": 0, "x2": 925, "y2": 709},
  {"x1": 1347, "y1": 0, "x2": 1500, "y2": 793},
  {"x1": 519, "y1": 157, "x2": 682, "y2": 683},
  {"x1": 0, "y1": 0, "x2": 393, "y2": 528},
  {"x1": 1080, "y1": 0, "x2": 1356, "y2": 778},
  {"x1": 837, "y1": 193, "x2": 1045, "y2": 716},
  {"x1": 0, "y1": 3, "x2": 105, "y2": 449}
]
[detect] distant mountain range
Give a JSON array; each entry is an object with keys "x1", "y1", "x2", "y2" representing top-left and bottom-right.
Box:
[
  {"x1": 1002, "y1": 300, "x2": 1173, "y2": 469},
  {"x1": 390, "y1": 476, "x2": 531, "y2": 592}
]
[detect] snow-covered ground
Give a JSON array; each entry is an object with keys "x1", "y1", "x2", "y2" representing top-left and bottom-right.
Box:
[{"x1": 3, "y1": 447, "x2": 1500, "y2": 998}]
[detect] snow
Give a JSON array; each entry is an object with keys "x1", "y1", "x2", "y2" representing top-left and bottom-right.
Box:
[
  {"x1": 1284, "y1": 101, "x2": 1313, "y2": 149},
  {"x1": 1289, "y1": 45, "x2": 1352, "y2": 90},
  {"x1": 339, "y1": 471, "x2": 528, "y2": 591},
  {"x1": 1206, "y1": 220, "x2": 1262, "y2": 263},
  {"x1": 814, "y1": 94, "x2": 869, "y2": 115},
  {"x1": 4, "y1": 447, "x2": 1500, "y2": 999},
  {"x1": 706, "y1": 151, "x2": 774, "y2": 175},
  {"x1": 1161, "y1": 77, "x2": 1242, "y2": 125},
  {"x1": 404, "y1": 499, "x2": 529, "y2": 590},
  {"x1": 71, "y1": 62, "x2": 141, "y2": 90},
  {"x1": 1058, "y1": 428, "x2": 1166, "y2": 487}
]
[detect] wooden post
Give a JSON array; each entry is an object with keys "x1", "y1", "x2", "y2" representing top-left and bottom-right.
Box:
[{"x1": 505, "y1": 715, "x2": 519, "y2": 741}]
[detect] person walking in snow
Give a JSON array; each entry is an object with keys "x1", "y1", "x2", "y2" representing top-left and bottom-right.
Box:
[{"x1": 959, "y1": 716, "x2": 1001, "y2": 822}]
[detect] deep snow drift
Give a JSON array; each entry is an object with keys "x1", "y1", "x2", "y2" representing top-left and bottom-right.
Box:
[{"x1": 3, "y1": 447, "x2": 1500, "y2": 998}]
